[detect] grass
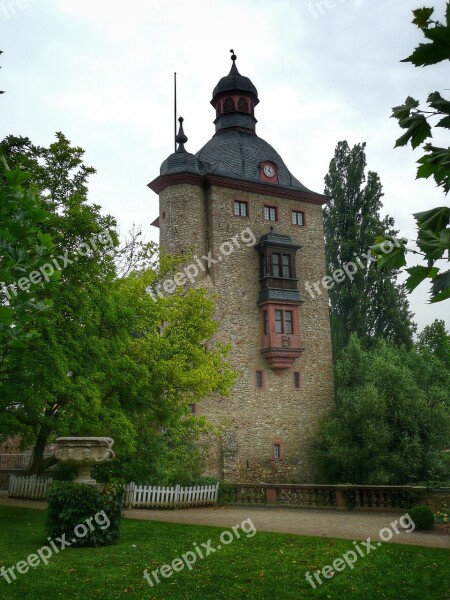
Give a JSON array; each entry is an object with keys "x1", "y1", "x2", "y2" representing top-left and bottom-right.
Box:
[{"x1": 0, "y1": 506, "x2": 449, "y2": 600}]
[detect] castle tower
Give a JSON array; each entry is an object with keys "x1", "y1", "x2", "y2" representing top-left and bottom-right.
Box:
[{"x1": 149, "y1": 52, "x2": 334, "y2": 483}]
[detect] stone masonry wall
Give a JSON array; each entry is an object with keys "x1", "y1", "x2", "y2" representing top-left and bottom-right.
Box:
[{"x1": 158, "y1": 183, "x2": 335, "y2": 483}]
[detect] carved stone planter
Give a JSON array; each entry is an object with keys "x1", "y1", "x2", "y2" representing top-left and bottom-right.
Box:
[{"x1": 54, "y1": 437, "x2": 115, "y2": 485}]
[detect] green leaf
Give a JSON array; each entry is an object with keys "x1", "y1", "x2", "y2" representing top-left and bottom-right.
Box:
[
  {"x1": 402, "y1": 24, "x2": 450, "y2": 66},
  {"x1": 437, "y1": 115, "x2": 450, "y2": 128},
  {"x1": 370, "y1": 240, "x2": 407, "y2": 269},
  {"x1": 429, "y1": 286, "x2": 450, "y2": 303},
  {"x1": 405, "y1": 265, "x2": 439, "y2": 292},
  {"x1": 391, "y1": 97, "x2": 419, "y2": 121},
  {"x1": 395, "y1": 114, "x2": 432, "y2": 149},
  {"x1": 414, "y1": 206, "x2": 450, "y2": 232},
  {"x1": 412, "y1": 7, "x2": 434, "y2": 29},
  {"x1": 416, "y1": 162, "x2": 436, "y2": 179},
  {"x1": 431, "y1": 268, "x2": 450, "y2": 295},
  {"x1": 428, "y1": 91, "x2": 450, "y2": 115},
  {"x1": 416, "y1": 228, "x2": 449, "y2": 260}
]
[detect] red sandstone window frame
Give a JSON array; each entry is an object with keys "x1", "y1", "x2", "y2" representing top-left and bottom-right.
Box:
[
  {"x1": 263, "y1": 205, "x2": 278, "y2": 222},
  {"x1": 291, "y1": 210, "x2": 306, "y2": 226},
  {"x1": 255, "y1": 369, "x2": 265, "y2": 390},
  {"x1": 233, "y1": 200, "x2": 249, "y2": 218}
]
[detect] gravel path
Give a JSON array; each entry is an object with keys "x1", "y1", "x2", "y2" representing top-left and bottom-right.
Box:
[{"x1": 1, "y1": 492, "x2": 448, "y2": 550}]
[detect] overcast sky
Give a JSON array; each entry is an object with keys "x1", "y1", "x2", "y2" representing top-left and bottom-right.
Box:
[{"x1": 1, "y1": 0, "x2": 448, "y2": 332}]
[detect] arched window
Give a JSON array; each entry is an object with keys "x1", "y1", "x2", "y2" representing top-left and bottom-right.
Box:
[
  {"x1": 238, "y1": 97, "x2": 249, "y2": 112},
  {"x1": 224, "y1": 97, "x2": 235, "y2": 113}
]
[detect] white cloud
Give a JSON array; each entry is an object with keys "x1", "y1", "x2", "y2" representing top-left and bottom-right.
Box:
[{"x1": 1, "y1": 0, "x2": 448, "y2": 331}]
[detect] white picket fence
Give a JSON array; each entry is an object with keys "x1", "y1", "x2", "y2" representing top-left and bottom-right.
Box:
[
  {"x1": 8, "y1": 475, "x2": 53, "y2": 500},
  {"x1": 124, "y1": 483, "x2": 219, "y2": 509},
  {"x1": 7, "y1": 476, "x2": 219, "y2": 508}
]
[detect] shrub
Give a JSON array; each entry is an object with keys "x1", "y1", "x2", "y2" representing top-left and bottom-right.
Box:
[
  {"x1": 388, "y1": 489, "x2": 420, "y2": 509},
  {"x1": 433, "y1": 503, "x2": 449, "y2": 525},
  {"x1": 218, "y1": 481, "x2": 235, "y2": 504},
  {"x1": 408, "y1": 506, "x2": 435, "y2": 531},
  {"x1": 46, "y1": 481, "x2": 124, "y2": 547}
]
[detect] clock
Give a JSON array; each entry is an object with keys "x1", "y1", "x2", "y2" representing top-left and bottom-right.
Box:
[{"x1": 263, "y1": 165, "x2": 275, "y2": 178}]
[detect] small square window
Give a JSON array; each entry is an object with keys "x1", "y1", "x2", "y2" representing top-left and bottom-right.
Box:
[
  {"x1": 264, "y1": 205, "x2": 277, "y2": 221},
  {"x1": 273, "y1": 443, "x2": 281, "y2": 460},
  {"x1": 234, "y1": 201, "x2": 248, "y2": 217},
  {"x1": 292, "y1": 210, "x2": 305, "y2": 226},
  {"x1": 256, "y1": 370, "x2": 264, "y2": 389},
  {"x1": 188, "y1": 403, "x2": 196, "y2": 414},
  {"x1": 293, "y1": 371, "x2": 301, "y2": 389}
]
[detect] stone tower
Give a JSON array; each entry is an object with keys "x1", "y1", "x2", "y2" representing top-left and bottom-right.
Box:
[{"x1": 149, "y1": 52, "x2": 334, "y2": 483}]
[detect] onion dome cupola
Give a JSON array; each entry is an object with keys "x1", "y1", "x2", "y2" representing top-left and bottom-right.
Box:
[
  {"x1": 211, "y1": 50, "x2": 259, "y2": 135},
  {"x1": 160, "y1": 117, "x2": 206, "y2": 176},
  {"x1": 195, "y1": 51, "x2": 322, "y2": 196}
]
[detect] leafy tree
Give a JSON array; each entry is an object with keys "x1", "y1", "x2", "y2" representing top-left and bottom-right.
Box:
[
  {"x1": 323, "y1": 141, "x2": 415, "y2": 354},
  {"x1": 417, "y1": 318, "x2": 450, "y2": 368},
  {"x1": 0, "y1": 160, "x2": 57, "y2": 375},
  {"x1": 0, "y1": 134, "x2": 234, "y2": 476},
  {"x1": 372, "y1": 4, "x2": 450, "y2": 302},
  {"x1": 315, "y1": 335, "x2": 450, "y2": 484}
]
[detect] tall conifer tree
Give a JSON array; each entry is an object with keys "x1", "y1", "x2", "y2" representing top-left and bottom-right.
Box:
[{"x1": 323, "y1": 141, "x2": 414, "y2": 354}]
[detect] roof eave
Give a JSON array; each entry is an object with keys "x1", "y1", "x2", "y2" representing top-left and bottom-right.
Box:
[{"x1": 148, "y1": 172, "x2": 330, "y2": 205}]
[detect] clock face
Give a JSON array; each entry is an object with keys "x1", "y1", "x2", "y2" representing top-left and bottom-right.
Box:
[{"x1": 264, "y1": 165, "x2": 275, "y2": 178}]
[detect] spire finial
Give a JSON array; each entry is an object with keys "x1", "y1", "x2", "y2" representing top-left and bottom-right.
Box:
[
  {"x1": 175, "y1": 116, "x2": 188, "y2": 153},
  {"x1": 230, "y1": 49, "x2": 237, "y2": 63}
]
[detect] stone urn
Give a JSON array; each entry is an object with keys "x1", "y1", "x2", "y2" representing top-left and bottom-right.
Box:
[{"x1": 54, "y1": 437, "x2": 115, "y2": 485}]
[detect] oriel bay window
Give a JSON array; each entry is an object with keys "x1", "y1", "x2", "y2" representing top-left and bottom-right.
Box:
[
  {"x1": 255, "y1": 232, "x2": 303, "y2": 370},
  {"x1": 261, "y1": 252, "x2": 293, "y2": 279}
]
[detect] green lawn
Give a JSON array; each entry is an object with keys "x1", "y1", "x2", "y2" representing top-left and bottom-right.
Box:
[{"x1": 0, "y1": 506, "x2": 448, "y2": 600}]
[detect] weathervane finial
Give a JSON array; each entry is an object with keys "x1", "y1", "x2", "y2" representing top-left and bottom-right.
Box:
[{"x1": 175, "y1": 116, "x2": 188, "y2": 153}]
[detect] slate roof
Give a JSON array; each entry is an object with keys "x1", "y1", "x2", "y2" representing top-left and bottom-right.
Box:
[
  {"x1": 212, "y1": 62, "x2": 259, "y2": 101},
  {"x1": 195, "y1": 130, "x2": 312, "y2": 192},
  {"x1": 160, "y1": 150, "x2": 207, "y2": 176},
  {"x1": 256, "y1": 232, "x2": 300, "y2": 248}
]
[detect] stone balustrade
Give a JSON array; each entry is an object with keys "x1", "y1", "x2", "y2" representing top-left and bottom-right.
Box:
[{"x1": 222, "y1": 483, "x2": 449, "y2": 511}]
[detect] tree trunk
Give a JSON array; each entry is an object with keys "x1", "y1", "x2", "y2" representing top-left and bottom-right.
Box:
[{"x1": 26, "y1": 426, "x2": 57, "y2": 475}]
